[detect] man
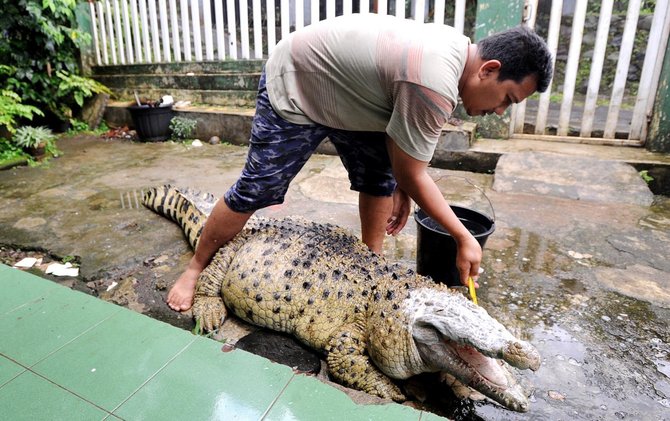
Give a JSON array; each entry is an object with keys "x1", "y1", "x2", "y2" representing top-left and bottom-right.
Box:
[{"x1": 167, "y1": 13, "x2": 553, "y2": 311}]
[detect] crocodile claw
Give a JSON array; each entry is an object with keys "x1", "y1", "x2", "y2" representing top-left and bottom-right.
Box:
[{"x1": 192, "y1": 296, "x2": 227, "y2": 332}]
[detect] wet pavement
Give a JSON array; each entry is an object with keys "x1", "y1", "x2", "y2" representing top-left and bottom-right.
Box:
[{"x1": 0, "y1": 134, "x2": 668, "y2": 420}]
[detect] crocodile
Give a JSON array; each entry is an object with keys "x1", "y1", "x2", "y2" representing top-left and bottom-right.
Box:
[{"x1": 143, "y1": 185, "x2": 541, "y2": 412}]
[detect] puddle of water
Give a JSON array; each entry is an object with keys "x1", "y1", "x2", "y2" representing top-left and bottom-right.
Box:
[
  {"x1": 438, "y1": 223, "x2": 670, "y2": 419},
  {"x1": 559, "y1": 278, "x2": 589, "y2": 294},
  {"x1": 656, "y1": 360, "x2": 670, "y2": 378},
  {"x1": 639, "y1": 196, "x2": 670, "y2": 230}
]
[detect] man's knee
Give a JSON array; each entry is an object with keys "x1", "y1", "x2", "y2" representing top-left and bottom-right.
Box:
[{"x1": 224, "y1": 187, "x2": 285, "y2": 213}]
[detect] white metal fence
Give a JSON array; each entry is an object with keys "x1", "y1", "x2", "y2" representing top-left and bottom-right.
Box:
[
  {"x1": 511, "y1": 0, "x2": 670, "y2": 145},
  {"x1": 86, "y1": 0, "x2": 670, "y2": 145},
  {"x1": 87, "y1": 0, "x2": 468, "y2": 64}
]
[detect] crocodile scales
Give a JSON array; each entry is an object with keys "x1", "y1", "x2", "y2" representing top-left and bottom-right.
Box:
[{"x1": 143, "y1": 185, "x2": 541, "y2": 412}]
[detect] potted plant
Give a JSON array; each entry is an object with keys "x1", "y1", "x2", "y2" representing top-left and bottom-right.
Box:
[
  {"x1": 169, "y1": 116, "x2": 198, "y2": 141},
  {"x1": 12, "y1": 126, "x2": 61, "y2": 159},
  {"x1": 128, "y1": 95, "x2": 175, "y2": 142}
]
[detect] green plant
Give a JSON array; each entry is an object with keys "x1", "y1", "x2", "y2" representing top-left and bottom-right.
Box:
[
  {"x1": 12, "y1": 126, "x2": 61, "y2": 157},
  {"x1": 0, "y1": 138, "x2": 30, "y2": 163},
  {"x1": 13, "y1": 126, "x2": 56, "y2": 149},
  {"x1": 190, "y1": 317, "x2": 224, "y2": 341},
  {"x1": 54, "y1": 70, "x2": 111, "y2": 121},
  {"x1": 192, "y1": 318, "x2": 203, "y2": 335},
  {"x1": 639, "y1": 170, "x2": 654, "y2": 184},
  {"x1": 0, "y1": 0, "x2": 110, "y2": 126},
  {"x1": 169, "y1": 116, "x2": 198, "y2": 140},
  {"x1": 0, "y1": 68, "x2": 43, "y2": 133},
  {"x1": 61, "y1": 255, "x2": 79, "y2": 266},
  {"x1": 66, "y1": 118, "x2": 90, "y2": 134},
  {"x1": 93, "y1": 120, "x2": 110, "y2": 135}
]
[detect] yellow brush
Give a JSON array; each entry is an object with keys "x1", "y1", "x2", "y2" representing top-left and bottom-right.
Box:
[{"x1": 468, "y1": 277, "x2": 478, "y2": 305}]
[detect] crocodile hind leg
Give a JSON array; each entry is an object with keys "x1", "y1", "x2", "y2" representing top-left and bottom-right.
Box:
[{"x1": 325, "y1": 321, "x2": 405, "y2": 401}]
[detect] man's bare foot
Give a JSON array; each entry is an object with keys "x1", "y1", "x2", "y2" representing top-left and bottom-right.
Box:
[{"x1": 167, "y1": 270, "x2": 199, "y2": 311}]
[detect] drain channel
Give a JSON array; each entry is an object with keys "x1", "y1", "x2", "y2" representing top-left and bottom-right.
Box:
[{"x1": 120, "y1": 189, "x2": 146, "y2": 209}]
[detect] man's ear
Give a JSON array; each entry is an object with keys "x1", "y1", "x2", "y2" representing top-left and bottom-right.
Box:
[{"x1": 478, "y1": 60, "x2": 502, "y2": 80}]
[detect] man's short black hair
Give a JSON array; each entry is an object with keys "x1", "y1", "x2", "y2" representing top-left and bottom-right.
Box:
[{"x1": 478, "y1": 26, "x2": 553, "y2": 93}]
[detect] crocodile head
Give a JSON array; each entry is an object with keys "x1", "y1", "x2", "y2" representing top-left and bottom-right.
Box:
[{"x1": 407, "y1": 287, "x2": 540, "y2": 412}]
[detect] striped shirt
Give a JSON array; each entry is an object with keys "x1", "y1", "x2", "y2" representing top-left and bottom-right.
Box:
[{"x1": 265, "y1": 13, "x2": 470, "y2": 162}]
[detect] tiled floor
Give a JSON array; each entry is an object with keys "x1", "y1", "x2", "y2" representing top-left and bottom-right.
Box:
[{"x1": 0, "y1": 264, "x2": 444, "y2": 420}]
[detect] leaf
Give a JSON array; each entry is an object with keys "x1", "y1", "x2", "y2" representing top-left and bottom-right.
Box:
[{"x1": 192, "y1": 318, "x2": 203, "y2": 335}]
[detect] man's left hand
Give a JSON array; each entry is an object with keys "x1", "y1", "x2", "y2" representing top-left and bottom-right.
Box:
[{"x1": 386, "y1": 187, "x2": 411, "y2": 235}]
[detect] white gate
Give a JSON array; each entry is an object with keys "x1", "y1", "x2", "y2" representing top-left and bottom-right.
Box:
[
  {"x1": 86, "y1": 0, "x2": 468, "y2": 64},
  {"x1": 511, "y1": 0, "x2": 670, "y2": 146},
  {"x1": 86, "y1": 0, "x2": 670, "y2": 145}
]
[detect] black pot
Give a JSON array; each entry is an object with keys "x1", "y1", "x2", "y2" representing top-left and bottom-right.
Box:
[{"x1": 128, "y1": 105, "x2": 174, "y2": 141}]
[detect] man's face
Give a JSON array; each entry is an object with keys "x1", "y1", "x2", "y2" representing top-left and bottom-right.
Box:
[{"x1": 460, "y1": 60, "x2": 538, "y2": 117}]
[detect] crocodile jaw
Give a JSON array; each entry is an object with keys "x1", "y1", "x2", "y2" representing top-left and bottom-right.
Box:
[
  {"x1": 416, "y1": 339, "x2": 531, "y2": 412},
  {"x1": 406, "y1": 287, "x2": 540, "y2": 412}
]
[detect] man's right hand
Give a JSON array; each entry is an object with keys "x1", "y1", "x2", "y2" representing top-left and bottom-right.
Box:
[{"x1": 455, "y1": 234, "x2": 482, "y2": 287}]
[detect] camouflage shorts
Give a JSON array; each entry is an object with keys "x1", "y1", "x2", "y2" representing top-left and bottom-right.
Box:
[{"x1": 224, "y1": 71, "x2": 396, "y2": 213}]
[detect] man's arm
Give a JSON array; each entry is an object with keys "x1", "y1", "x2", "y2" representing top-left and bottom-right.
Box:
[{"x1": 385, "y1": 136, "x2": 482, "y2": 286}]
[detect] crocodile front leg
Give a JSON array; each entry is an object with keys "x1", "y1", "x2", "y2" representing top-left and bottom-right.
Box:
[
  {"x1": 325, "y1": 320, "x2": 405, "y2": 401},
  {"x1": 192, "y1": 249, "x2": 230, "y2": 332}
]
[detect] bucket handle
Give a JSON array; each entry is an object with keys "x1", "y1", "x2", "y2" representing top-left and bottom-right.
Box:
[{"x1": 428, "y1": 175, "x2": 496, "y2": 222}]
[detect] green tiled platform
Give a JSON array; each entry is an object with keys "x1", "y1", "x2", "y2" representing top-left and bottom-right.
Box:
[{"x1": 0, "y1": 264, "x2": 443, "y2": 420}]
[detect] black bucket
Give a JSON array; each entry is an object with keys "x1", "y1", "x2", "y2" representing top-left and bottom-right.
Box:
[
  {"x1": 128, "y1": 105, "x2": 174, "y2": 141},
  {"x1": 415, "y1": 206, "x2": 495, "y2": 287}
]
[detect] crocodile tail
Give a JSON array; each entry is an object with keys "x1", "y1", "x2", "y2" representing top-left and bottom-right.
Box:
[{"x1": 142, "y1": 185, "x2": 208, "y2": 250}]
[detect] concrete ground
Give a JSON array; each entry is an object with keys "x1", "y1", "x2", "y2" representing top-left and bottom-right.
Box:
[{"x1": 0, "y1": 134, "x2": 668, "y2": 420}]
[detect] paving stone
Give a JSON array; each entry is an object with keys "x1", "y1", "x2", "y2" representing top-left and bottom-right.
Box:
[{"x1": 492, "y1": 151, "x2": 654, "y2": 206}]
